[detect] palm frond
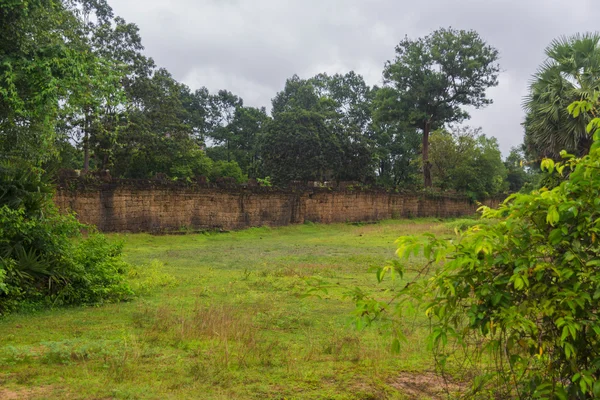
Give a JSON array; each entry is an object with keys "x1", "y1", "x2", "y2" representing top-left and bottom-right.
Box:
[{"x1": 524, "y1": 32, "x2": 600, "y2": 158}]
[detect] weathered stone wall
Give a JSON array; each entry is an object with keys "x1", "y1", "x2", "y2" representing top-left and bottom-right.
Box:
[{"x1": 54, "y1": 183, "x2": 502, "y2": 232}]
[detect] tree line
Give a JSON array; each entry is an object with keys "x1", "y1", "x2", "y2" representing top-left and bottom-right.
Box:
[
  {"x1": 0, "y1": 0, "x2": 520, "y2": 200},
  {"x1": 3, "y1": 1, "x2": 599, "y2": 199}
]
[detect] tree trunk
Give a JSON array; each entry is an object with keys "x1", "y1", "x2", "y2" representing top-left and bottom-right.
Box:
[
  {"x1": 83, "y1": 122, "x2": 90, "y2": 173},
  {"x1": 227, "y1": 138, "x2": 231, "y2": 162},
  {"x1": 82, "y1": 106, "x2": 92, "y2": 173},
  {"x1": 422, "y1": 121, "x2": 432, "y2": 188}
]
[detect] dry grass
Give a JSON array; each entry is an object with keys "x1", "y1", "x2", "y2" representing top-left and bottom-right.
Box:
[{"x1": 0, "y1": 385, "x2": 57, "y2": 400}]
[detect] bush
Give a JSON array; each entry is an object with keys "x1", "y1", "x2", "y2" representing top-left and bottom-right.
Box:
[
  {"x1": 0, "y1": 162, "x2": 132, "y2": 314},
  {"x1": 209, "y1": 160, "x2": 247, "y2": 183},
  {"x1": 361, "y1": 98, "x2": 600, "y2": 398},
  {"x1": 169, "y1": 147, "x2": 213, "y2": 181},
  {"x1": 0, "y1": 206, "x2": 133, "y2": 314}
]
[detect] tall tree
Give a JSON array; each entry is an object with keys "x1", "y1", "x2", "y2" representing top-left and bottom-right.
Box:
[
  {"x1": 309, "y1": 72, "x2": 375, "y2": 181},
  {"x1": 207, "y1": 90, "x2": 243, "y2": 162},
  {"x1": 523, "y1": 33, "x2": 600, "y2": 159},
  {"x1": 58, "y1": 0, "x2": 128, "y2": 172},
  {"x1": 181, "y1": 86, "x2": 213, "y2": 145},
  {"x1": 262, "y1": 110, "x2": 339, "y2": 184},
  {"x1": 112, "y1": 68, "x2": 209, "y2": 179},
  {"x1": 0, "y1": 0, "x2": 109, "y2": 165},
  {"x1": 266, "y1": 74, "x2": 374, "y2": 183},
  {"x1": 310, "y1": 71, "x2": 373, "y2": 135},
  {"x1": 271, "y1": 75, "x2": 323, "y2": 116},
  {"x1": 382, "y1": 27, "x2": 500, "y2": 187},
  {"x1": 228, "y1": 106, "x2": 270, "y2": 177},
  {"x1": 370, "y1": 86, "x2": 421, "y2": 187}
]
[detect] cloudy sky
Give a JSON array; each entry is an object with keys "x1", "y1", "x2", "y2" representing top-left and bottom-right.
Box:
[{"x1": 109, "y1": 0, "x2": 599, "y2": 155}]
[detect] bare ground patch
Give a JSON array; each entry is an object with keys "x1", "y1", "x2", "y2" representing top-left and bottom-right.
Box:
[
  {"x1": 0, "y1": 385, "x2": 55, "y2": 400},
  {"x1": 390, "y1": 372, "x2": 465, "y2": 399}
]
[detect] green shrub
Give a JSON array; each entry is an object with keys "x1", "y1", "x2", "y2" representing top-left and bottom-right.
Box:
[
  {"x1": 361, "y1": 97, "x2": 600, "y2": 398},
  {"x1": 169, "y1": 147, "x2": 213, "y2": 181},
  {"x1": 257, "y1": 176, "x2": 272, "y2": 187},
  {"x1": 209, "y1": 160, "x2": 247, "y2": 183},
  {"x1": 0, "y1": 206, "x2": 133, "y2": 313},
  {"x1": 0, "y1": 162, "x2": 132, "y2": 314}
]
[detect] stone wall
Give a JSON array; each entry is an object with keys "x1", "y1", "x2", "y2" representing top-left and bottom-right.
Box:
[{"x1": 54, "y1": 183, "x2": 502, "y2": 233}]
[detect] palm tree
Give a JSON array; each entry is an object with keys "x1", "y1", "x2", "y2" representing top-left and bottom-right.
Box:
[{"x1": 523, "y1": 33, "x2": 600, "y2": 159}]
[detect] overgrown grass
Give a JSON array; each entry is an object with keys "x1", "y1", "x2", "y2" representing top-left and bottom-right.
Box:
[{"x1": 0, "y1": 219, "x2": 457, "y2": 399}]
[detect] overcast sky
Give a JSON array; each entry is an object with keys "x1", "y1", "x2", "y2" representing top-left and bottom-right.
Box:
[{"x1": 109, "y1": 0, "x2": 599, "y2": 155}]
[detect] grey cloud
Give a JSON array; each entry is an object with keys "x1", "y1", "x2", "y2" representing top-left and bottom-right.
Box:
[{"x1": 108, "y1": 0, "x2": 600, "y2": 154}]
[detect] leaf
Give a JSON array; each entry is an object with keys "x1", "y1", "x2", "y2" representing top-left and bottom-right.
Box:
[
  {"x1": 593, "y1": 381, "x2": 600, "y2": 398},
  {"x1": 586, "y1": 118, "x2": 600, "y2": 134},
  {"x1": 512, "y1": 274, "x2": 525, "y2": 290},
  {"x1": 541, "y1": 158, "x2": 555, "y2": 172},
  {"x1": 580, "y1": 378, "x2": 588, "y2": 393},
  {"x1": 547, "y1": 206, "x2": 560, "y2": 226},
  {"x1": 554, "y1": 387, "x2": 568, "y2": 400}
]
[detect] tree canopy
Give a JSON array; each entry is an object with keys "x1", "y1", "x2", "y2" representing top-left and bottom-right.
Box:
[
  {"x1": 382, "y1": 27, "x2": 501, "y2": 187},
  {"x1": 1, "y1": 1, "x2": 512, "y2": 196},
  {"x1": 429, "y1": 126, "x2": 507, "y2": 199},
  {"x1": 524, "y1": 33, "x2": 600, "y2": 160}
]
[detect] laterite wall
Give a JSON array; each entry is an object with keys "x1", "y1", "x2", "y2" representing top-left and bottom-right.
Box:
[{"x1": 55, "y1": 182, "x2": 501, "y2": 232}]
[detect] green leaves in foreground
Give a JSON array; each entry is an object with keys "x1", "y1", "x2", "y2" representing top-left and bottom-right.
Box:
[{"x1": 367, "y1": 97, "x2": 600, "y2": 399}]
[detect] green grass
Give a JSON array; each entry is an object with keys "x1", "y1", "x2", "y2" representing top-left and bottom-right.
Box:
[{"x1": 0, "y1": 219, "x2": 456, "y2": 399}]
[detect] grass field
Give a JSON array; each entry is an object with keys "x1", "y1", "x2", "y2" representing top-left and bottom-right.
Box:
[{"x1": 0, "y1": 219, "x2": 460, "y2": 399}]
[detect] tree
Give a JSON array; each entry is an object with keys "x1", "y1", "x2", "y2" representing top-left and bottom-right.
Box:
[
  {"x1": 523, "y1": 33, "x2": 600, "y2": 159},
  {"x1": 0, "y1": 0, "x2": 107, "y2": 165},
  {"x1": 112, "y1": 69, "x2": 208, "y2": 179},
  {"x1": 207, "y1": 90, "x2": 243, "y2": 162},
  {"x1": 85, "y1": 8, "x2": 155, "y2": 171},
  {"x1": 310, "y1": 71, "x2": 373, "y2": 135},
  {"x1": 382, "y1": 27, "x2": 500, "y2": 187},
  {"x1": 356, "y1": 95, "x2": 600, "y2": 398},
  {"x1": 504, "y1": 147, "x2": 530, "y2": 192},
  {"x1": 370, "y1": 87, "x2": 421, "y2": 187},
  {"x1": 227, "y1": 106, "x2": 270, "y2": 177},
  {"x1": 0, "y1": 0, "x2": 132, "y2": 314},
  {"x1": 390, "y1": 97, "x2": 600, "y2": 398},
  {"x1": 429, "y1": 126, "x2": 507, "y2": 199},
  {"x1": 56, "y1": 0, "x2": 131, "y2": 172},
  {"x1": 52, "y1": 0, "x2": 155, "y2": 172},
  {"x1": 181, "y1": 86, "x2": 213, "y2": 145},
  {"x1": 262, "y1": 110, "x2": 339, "y2": 184},
  {"x1": 310, "y1": 72, "x2": 375, "y2": 181},
  {"x1": 266, "y1": 74, "x2": 374, "y2": 184},
  {"x1": 271, "y1": 75, "x2": 324, "y2": 117}
]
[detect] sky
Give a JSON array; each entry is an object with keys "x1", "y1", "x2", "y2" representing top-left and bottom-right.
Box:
[{"x1": 108, "y1": 0, "x2": 600, "y2": 155}]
